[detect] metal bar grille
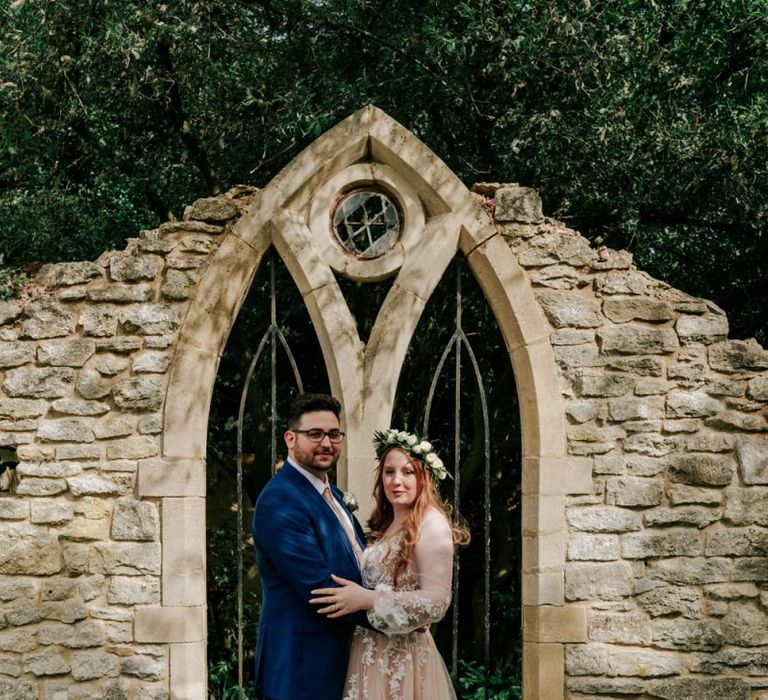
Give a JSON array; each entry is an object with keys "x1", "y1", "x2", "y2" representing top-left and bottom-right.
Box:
[
  {"x1": 235, "y1": 251, "x2": 304, "y2": 689},
  {"x1": 422, "y1": 258, "x2": 492, "y2": 696}
]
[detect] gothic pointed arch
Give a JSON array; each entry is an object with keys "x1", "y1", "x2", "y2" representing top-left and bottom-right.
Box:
[{"x1": 152, "y1": 105, "x2": 581, "y2": 698}]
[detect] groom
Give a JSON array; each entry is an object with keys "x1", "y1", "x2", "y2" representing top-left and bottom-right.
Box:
[{"x1": 252, "y1": 393, "x2": 368, "y2": 700}]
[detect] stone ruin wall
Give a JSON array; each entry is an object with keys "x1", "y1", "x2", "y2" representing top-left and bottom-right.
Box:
[{"x1": 0, "y1": 181, "x2": 766, "y2": 699}]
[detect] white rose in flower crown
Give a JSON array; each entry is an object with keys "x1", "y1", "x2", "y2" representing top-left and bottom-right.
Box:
[
  {"x1": 425, "y1": 452, "x2": 437, "y2": 465},
  {"x1": 436, "y1": 468, "x2": 448, "y2": 480},
  {"x1": 412, "y1": 444, "x2": 423, "y2": 454},
  {"x1": 418, "y1": 441, "x2": 432, "y2": 453},
  {"x1": 433, "y1": 457, "x2": 444, "y2": 470},
  {"x1": 405, "y1": 434, "x2": 418, "y2": 446},
  {"x1": 397, "y1": 431, "x2": 408, "y2": 441}
]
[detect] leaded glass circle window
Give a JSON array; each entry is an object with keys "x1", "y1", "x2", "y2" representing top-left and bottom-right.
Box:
[{"x1": 332, "y1": 189, "x2": 402, "y2": 259}]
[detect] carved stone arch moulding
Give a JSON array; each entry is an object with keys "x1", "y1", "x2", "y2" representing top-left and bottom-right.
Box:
[{"x1": 156, "y1": 106, "x2": 575, "y2": 698}]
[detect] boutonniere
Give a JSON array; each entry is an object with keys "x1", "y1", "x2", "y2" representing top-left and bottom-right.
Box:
[{"x1": 342, "y1": 490, "x2": 359, "y2": 513}]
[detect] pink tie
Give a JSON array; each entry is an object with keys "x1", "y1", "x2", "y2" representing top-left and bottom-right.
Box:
[{"x1": 323, "y1": 487, "x2": 363, "y2": 565}]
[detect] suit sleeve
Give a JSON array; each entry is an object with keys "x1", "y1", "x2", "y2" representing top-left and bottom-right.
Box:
[{"x1": 253, "y1": 489, "x2": 370, "y2": 627}]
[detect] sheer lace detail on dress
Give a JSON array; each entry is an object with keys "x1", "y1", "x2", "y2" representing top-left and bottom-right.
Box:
[{"x1": 342, "y1": 508, "x2": 457, "y2": 700}]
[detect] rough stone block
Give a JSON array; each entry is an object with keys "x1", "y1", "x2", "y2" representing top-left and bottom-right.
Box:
[
  {"x1": 598, "y1": 325, "x2": 679, "y2": 355},
  {"x1": 648, "y1": 677, "x2": 749, "y2": 699},
  {"x1": 67, "y1": 473, "x2": 120, "y2": 496},
  {"x1": 36, "y1": 261, "x2": 102, "y2": 287},
  {"x1": 70, "y1": 650, "x2": 120, "y2": 680},
  {"x1": 3, "y1": 367, "x2": 76, "y2": 398},
  {"x1": 15, "y1": 478, "x2": 67, "y2": 496},
  {"x1": 708, "y1": 339, "x2": 768, "y2": 373},
  {"x1": 608, "y1": 396, "x2": 665, "y2": 421},
  {"x1": 494, "y1": 185, "x2": 544, "y2": 223},
  {"x1": 623, "y1": 433, "x2": 677, "y2": 456},
  {"x1": 573, "y1": 370, "x2": 635, "y2": 397},
  {"x1": 106, "y1": 575, "x2": 160, "y2": 605},
  {"x1": 637, "y1": 585, "x2": 701, "y2": 619},
  {"x1": 566, "y1": 561, "x2": 634, "y2": 601},
  {"x1": 536, "y1": 290, "x2": 602, "y2": 329},
  {"x1": 0, "y1": 499, "x2": 29, "y2": 520},
  {"x1": 676, "y1": 314, "x2": 729, "y2": 344},
  {"x1": 736, "y1": 435, "x2": 768, "y2": 484},
  {"x1": 644, "y1": 506, "x2": 721, "y2": 528},
  {"x1": 721, "y1": 603, "x2": 768, "y2": 647},
  {"x1": 0, "y1": 300, "x2": 23, "y2": 326},
  {"x1": 565, "y1": 643, "x2": 606, "y2": 676},
  {"x1": 589, "y1": 611, "x2": 650, "y2": 644},
  {"x1": 37, "y1": 339, "x2": 96, "y2": 367},
  {"x1": 607, "y1": 649, "x2": 681, "y2": 677},
  {"x1": 748, "y1": 377, "x2": 768, "y2": 401},
  {"x1": 39, "y1": 601, "x2": 88, "y2": 623},
  {"x1": 37, "y1": 418, "x2": 95, "y2": 443},
  {"x1": 669, "y1": 453, "x2": 734, "y2": 486},
  {"x1": 606, "y1": 477, "x2": 664, "y2": 507},
  {"x1": 20, "y1": 300, "x2": 75, "y2": 339},
  {"x1": 666, "y1": 390, "x2": 720, "y2": 418},
  {"x1": 132, "y1": 351, "x2": 171, "y2": 374},
  {"x1": 567, "y1": 506, "x2": 642, "y2": 533},
  {"x1": 568, "y1": 677, "x2": 645, "y2": 695},
  {"x1": 38, "y1": 620, "x2": 104, "y2": 648},
  {"x1": 111, "y1": 498, "x2": 158, "y2": 541},
  {"x1": 120, "y1": 654, "x2": 165, "y2": 680},
  {"x1": 113, "y1": 377, "x2": 163, "y2": 411},
  {"x1": 567, "y1": 534, "x2": 620, "y2": 561},
  {"x1": 87, "y1": 283, "x2": 153, "y2": 303},
  {"x1": 0, "y1": 680, "x2": 36, "y2": 699},
  {"x1": 120, "y1": 305, "x2": 180, "y2": 335},
  {"x1": 0, "y1": 343, "x2": 35, "y2": 368},
  {"x1": 105, "y1": 436, "x2": 159, "y2": 460},
  {"x1": 692, "y1": 647, "x2": 768, "y2": 675},
  {"x1": 652, "y1": 618, "x2": 723, "y2": 650},
  {"x1": 90, "y1": 353, "x2": 129, "y2": 376},
  {"x1": 76, "y1": 368, "x2": 113, "y2": 400},
  {"x1": 109, "y1": 253, "x2": 162, "y2": 282},
  {"x1": 90, "y1": 542, "x2": 161, "y2": 575},
  {"x1": 725, "y1": 488, "x2": 768, "y2": 526},
  {"x1": 51, "y1": 398, "x2": 109, "y2": 416},
  {"x1": 78, "y1": 305, "x2": 120, "y2": 337},
  {"x1": 622, "y1": 529, "x2": 701, "y2": 559},
  {"x1": 646, "y1": 556, "x2": 730, "y2": 585},
  {"x1": 0, "y1": 524, "x2": 61, "y2": 575},
  {"x1": 603, "y1": 298, "x2": 674, "y2": 324},
  {"x1": 22, "y1": 649, "x2": 70, "y2": 676},
  {"x1": 518, "y1": 231, "x2": 594, "y2": 267},
  {"x1": 30, "y1": 499, "x2": 74, "y2": 524}
]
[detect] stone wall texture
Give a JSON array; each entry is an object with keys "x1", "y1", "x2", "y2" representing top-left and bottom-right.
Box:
[{"x1": 0, "y1": 179, "x2": 767, "y2": 699}]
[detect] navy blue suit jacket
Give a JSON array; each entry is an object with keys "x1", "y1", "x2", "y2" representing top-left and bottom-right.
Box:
[{"x1": 252, "y1": 462, "x2": 368, "y2": 700}]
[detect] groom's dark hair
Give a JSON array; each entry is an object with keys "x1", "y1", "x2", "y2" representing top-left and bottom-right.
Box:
[{"x1": 286, "y1": 393, "x2": 342, "y2": 428}]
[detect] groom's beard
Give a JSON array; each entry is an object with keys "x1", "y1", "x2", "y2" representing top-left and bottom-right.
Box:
[{"x1": 293, "y1": 443, "x2": 338, "y2": 474}]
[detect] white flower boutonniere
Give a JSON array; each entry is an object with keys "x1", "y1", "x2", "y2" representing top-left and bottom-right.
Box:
[{"x1": 343, "y1": 490, "x2": 359, "y2": 513}]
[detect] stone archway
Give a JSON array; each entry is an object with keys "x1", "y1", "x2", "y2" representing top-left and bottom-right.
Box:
[
  {"x1": 3, "y1": 105, "x2": 767, "y2": 700},
  {"x1": 156, "y1": 106, "x2": 577, "y2": 697}
]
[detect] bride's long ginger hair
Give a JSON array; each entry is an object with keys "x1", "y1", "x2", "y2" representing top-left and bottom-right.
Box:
[{"x1": 367, "y1": 447, "x2": 470, "y2": 586}]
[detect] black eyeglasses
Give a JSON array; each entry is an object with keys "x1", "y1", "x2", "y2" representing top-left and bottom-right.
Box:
[{"x1": 292, "y1": 429, "x2": 346, "y2": 444}]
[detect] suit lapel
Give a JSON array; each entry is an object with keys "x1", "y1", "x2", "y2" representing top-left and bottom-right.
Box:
[{"x1": 283, "y1": 464, "x2": 361, "y2": 568}]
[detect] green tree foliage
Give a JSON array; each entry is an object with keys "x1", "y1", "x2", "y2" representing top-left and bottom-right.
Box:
[{"x1": 2, "y1": 0, "x2": 766, "y2": 340}]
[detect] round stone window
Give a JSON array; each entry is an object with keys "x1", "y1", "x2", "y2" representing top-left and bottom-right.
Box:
[{"x1": 331, "y1": 189, "x2": 402, "y2": 259}]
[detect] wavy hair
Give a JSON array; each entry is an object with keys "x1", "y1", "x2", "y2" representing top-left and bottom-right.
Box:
[{"x1": 367, "y1": 446, "x2": 470, "y2": 586}]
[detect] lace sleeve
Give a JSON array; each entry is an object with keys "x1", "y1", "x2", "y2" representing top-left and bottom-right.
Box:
[{"x1": 368, "y1": 509, "x2": 455, "y2": 635}]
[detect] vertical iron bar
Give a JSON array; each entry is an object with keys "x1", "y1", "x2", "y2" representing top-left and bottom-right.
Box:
[
  {"x1": 451, "y1": 259, "x2": 462, "y2": 680},
  {"x1": 270, "y1": 254, "x2": 278, "y2": 477}
]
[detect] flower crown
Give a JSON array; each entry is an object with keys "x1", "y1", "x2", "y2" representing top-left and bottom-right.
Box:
[{"x1": 372, "y1": 429, "x2": 450, "y2": 481}]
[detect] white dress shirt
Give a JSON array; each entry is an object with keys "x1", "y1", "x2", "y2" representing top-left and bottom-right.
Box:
[{"x1": 286, "y1": 457, "x2": 355, "y2": 531}]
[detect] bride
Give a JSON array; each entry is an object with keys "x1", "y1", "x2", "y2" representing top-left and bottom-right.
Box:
[{"x1": 310, "y1": 429, "x2": 469, "y2": 699}]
